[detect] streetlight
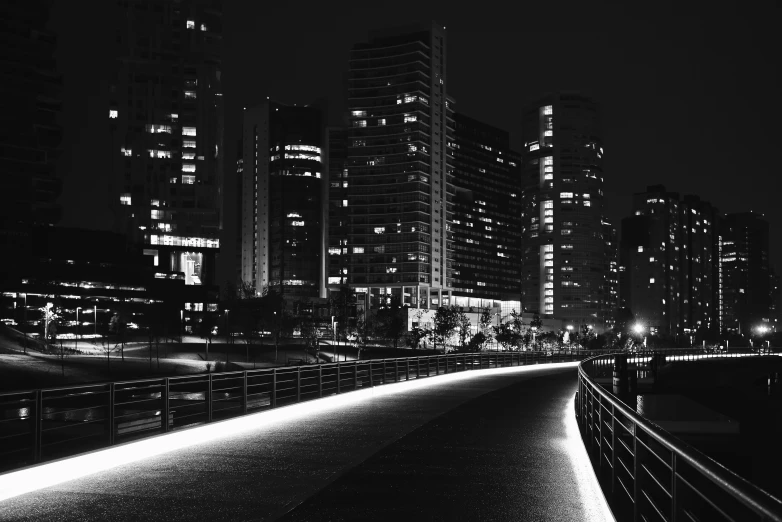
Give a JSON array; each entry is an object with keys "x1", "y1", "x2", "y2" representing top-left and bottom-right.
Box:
[
  {"x1": 633, "y1": 323, "x2": 646, "y2": 349},
  {"x1": 94, "y1": 305, "x2": 97, "y2": 336}
]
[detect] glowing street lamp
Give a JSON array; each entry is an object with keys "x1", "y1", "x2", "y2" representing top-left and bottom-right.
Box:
[{"x1": 633, "y1": 323, "x2": 647, "y2": 349}]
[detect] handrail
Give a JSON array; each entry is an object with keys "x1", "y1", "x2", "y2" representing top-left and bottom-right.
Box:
[{"x1": 576, "y1": 353, "x2": 782, "y2": 521}]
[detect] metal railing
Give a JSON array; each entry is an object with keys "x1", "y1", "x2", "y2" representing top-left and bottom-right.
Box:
[
  {"x1": 576, "y1": 353, "x2": 782, "y2": 522},
  {"x1": 1, "y1": 349, "x2": 599, "y2": 474}
]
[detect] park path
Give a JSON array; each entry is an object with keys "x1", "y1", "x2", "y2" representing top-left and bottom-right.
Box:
[{"x1": 0, "y1": 363, "x2": 611, "y2": 521}]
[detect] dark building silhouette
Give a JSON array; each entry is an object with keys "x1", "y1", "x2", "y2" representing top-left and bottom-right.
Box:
[
  {"x1": 719, "y1": 212, "x2": 774, "y2": 336},
  {"x1": 109, "y1": 0, "x2": 224, "y2": 299},
  {"x1": 520, "y1": 93, "x2": 608, "y2": 329},
  {"x1": 451, "y1": 114, "x2": 521, "y2": 304},
  {"x1": 326, "y1": 126, "x2": 350, "y2": 288},
  {"x1": 240, "y1": 101, "x2": 324, "y2": 299},
  {"x1": 602, "y1": 219, "x2": 619, "y2": 329},
  {"x1": 342, "y1": 22, "x2": 454, "y2": 309},
  {"x1": 621, "y1": 185, "x2": 720, "y2": 340},
  {"x1": 0, "y1": 227, "x2": 185, "y2": 340},
  {"x1": 0, "y1": 0, "x2": 63, "y2": 291}
]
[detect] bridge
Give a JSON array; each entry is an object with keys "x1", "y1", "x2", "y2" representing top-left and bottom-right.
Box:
[{"x1": 0, "y1": 351, "x2": 780, "y2": 521}]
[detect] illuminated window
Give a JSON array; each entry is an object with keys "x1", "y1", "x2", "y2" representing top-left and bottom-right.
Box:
[
  {"x1": 584, "y1": 201, "x2": 591, "y2": 207},
  {"x1": 169, "y1": 177, "x2": 178, "y2": 184},
  {"x1": 146, "y1": 124, "x2": 171, "y2": 134},
  {"x1": 149, "y1": 149, "x2": 171, "y2": 159},
  {"x1": 328, "y1": 248, "x2": 341, "y2": 255},
  {"x1": 378, "y1": 118, "x2": 386, "y2": 126},
  {"x1": 182, "y1": 163, "x2": 196, "y2": 172},
  {"x1": 543, "y1": 105, "x2": 553, "y2": 115},
  {"x1": 374, "y1": 227, "x2": 385, "y2": 234},
  {"x1": 121, "y1": 147, "x2": 132, "y2": 157},
  {"x1": 200, "y1": 23, "x2": 207, "y2": 31},
  {"x1": 120, "y1": 194, "x2": 131, "y2": 206},
  {"x1": 637, "y1": 246, "x2": 644, "y2": 253},
  {"x1": 543, "y1": 130, "x2": 553, "y2": 136},
  {"x1": 291, "y1": 221, "x2": 304, "y2": 226},
  {"x1": 185, "y1": 91, "x2": 197, "y2": 99},
  {"x1": 353, "y1": 120, "x2": 366, "y2": 128},
  {"x1": 404, "y1": 114, "x2": 417, "y2": 123},
  {"x1": 351, "y1": 110, "x2": 366, "y2": 117},
  {"x1": 109, "y1": 109, "x2": 118, "y2": 119},
  {"x1": 183, "y1": 140, "x2": 196, "y2": 148},
  {"x1": 650, "y1": 278, "x2": 655, "y2": 284},
  {"x1": 342, "y1": 199, "x2": 348, "y2": 207},
  {"x1": 353, "y1": 247, "x2": 364, "y2": 254},
  {"x1": 544, "y1": 157, "x2": 553, "y2": 165},
  {"x1": 560, "y1": 192, "x2": 574, "y2": 198},
  {"x1": 182, "y1": 127, "x2": 197, "y2": 136},
  {"x1": 530, "y1": 143, "x2": 540, "y2": 151},
  {"x1": 182, "y1": 152, "x2": 195, "y2": 160},
  {"x1": 404, "y1": 94, "x2": 416, "y2": 103},
  {"x1": 182, "y1": 175, "x2": 195, "y2": 184},
  {"x1": 186, "y1": 20, "x2": 195, "y2": 29}
]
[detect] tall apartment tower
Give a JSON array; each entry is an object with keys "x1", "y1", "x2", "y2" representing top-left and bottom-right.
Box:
[
  {"x1": 451, "y1": 114, "x2": 521, "y2": 303},
  {"x1": 620, "y1": 186, "x2": 683, "y2": 336},
  {"x1": 520, "y1": 93, "x2": 607, "y2": 328},
  {"x1": 342, "y1": 23, "x2": 454, "y2": 309},
  {"x1": 0, "y1": 0, "x2": 63, "y2": 287},
  {"x1": 602, "y1": 219, "x2": 619, "y2": 329},
  {"x1": 240, "y1": 101, "x2": 324, "y2": 298},
  {"x1": 109, "y1": 0, "x2": 224, "y2": 290},
  {"x1": 719, "y1": 212, "x2": 773, "y2": 335},
  {"x1": 679, "y1": 195, "x2": 719, "y2": 337}
]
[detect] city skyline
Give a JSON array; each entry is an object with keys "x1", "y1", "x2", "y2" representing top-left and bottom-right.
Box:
[{"x1": 50, "y1": 3, "x2": 781, "y2": 285}]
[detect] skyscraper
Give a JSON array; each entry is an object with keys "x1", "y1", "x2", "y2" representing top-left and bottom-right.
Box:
[
  {"x1": 341, "y1": 23, "x2": 454, "y2": 309},
  {"x1": 240, "y1": 101, "x2": 324, "y2": 298},
  {"x1": 719, "y1": 212, "x2": 773, "y2": 335},
  {"x1": 601, "y1": 219, "x2": 619, "y2": 329},
  {"x1": 0, "y1": 0, "x2": 63, "y2": 288},
  {"x1": 520, "y1": 93, "x2": 607, "y2": 329},
  {"x1": 451, "y1": 114, "x2": 521, "y2": 304},
  {"x1": 109, "y1": 0, "x2": 224, "y2": 294},
  {"x1": 620, "y1": 186, "x2": 683, "y2": 336}
]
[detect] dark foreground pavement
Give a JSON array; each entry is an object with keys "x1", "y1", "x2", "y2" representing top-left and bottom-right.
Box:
[{"x1": 0, "y1": 363, "x2": 611, "y2": 521}]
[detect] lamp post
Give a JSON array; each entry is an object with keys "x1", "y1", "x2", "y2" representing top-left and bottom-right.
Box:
[
  {"x1": 94, "y1": 304, "x2": 97, "y2": 336},
  {"x1": 180, "y1": 309, "x2": 184, "y2": 344},
  {"x1": 633, "y1": 323, "x2": 646, "y2": 350}
]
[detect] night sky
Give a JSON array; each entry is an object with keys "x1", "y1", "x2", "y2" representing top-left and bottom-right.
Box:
[{"x1": 51, "y1": 1, "x2": 781, "y2": 285}]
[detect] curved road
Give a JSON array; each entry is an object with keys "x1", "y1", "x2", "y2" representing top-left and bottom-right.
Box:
[{"x1": 0, "y1": 363, "x2": 611, "y2": 521}]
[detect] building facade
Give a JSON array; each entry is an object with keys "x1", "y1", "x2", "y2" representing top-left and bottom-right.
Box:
[
  {"x1": 451, "y1": 113, "x2": 521, "y2": 303},
  {"x1": 719, "y1": 212, "x2": 774, "y2": 336},
  {"x1": 109, "y1": 0, "x2": 224, "y2": 296},
  {"x1": 341, "y1": 23, "x2": 454, "y2": 309},
  {"x1": 240, "y1": 101, "x2": 324, "y2": 299},
  {"x1": 520, "y1": 93, "x2": 607, "y2": 328}
]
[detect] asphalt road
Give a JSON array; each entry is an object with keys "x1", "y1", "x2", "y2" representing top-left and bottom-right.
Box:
[{"x1": 0, "y1": 363, "x2": 611, "y2": 521}]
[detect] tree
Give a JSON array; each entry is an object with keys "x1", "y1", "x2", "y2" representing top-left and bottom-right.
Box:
[
  {"x1": 492, "y1": 310, "x2": 523, "y2": 351},
  {"x1": 260, "y1": 289, "x2": 292, "y2": 363},
  {"x1": 457, "y1": 310, "x2": 471, "y2": 349},
  {"x1": 109, "y1": 311, "x2": 128, "y2": 361},
  {"x1": 329, "y1": 284, "x2": 356, "y2": 361},
  {"x1": 377, "y1": 296, "x2": 407, "y2": 350},
  {"x1": 198, "y1": 314, "x2": 215, "y2": 362},
  {"x1": 431, "y1": 306, "x2": 460, "y2": 353},
  {"x1": 529, "y1": 314, "x2": 543, "y2": 350},
  {"x1": 298, "y1": 312, "x2": 320, "y2": 363}
]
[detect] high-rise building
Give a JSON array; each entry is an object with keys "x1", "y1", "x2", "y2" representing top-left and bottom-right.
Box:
[
  {"x1": 326, "y1": 126, "x2": 349, "y2": 289},
  {"x1": 679, "y1": 195, "x2": 719, "y2": 337},
  {"x1": 235, "y1": 138, "x2": 243, "y2": 289},
  {"x1": 451, "y1": 113, "x2": 521, "y2": 303},
  {"x1": 620, "y1": 186, "x2": 720, "y2": 339},
  {"x1": 240, "y1": 101, "x2": 324, "y2": 299},
  {"x1": 0, "y1": 0, "x2": 63, "y2": 289},
  {"x1": 601, "y1": 219, "x2": 619, "y2": 329},
  {"x1": 719, "y1": 212, "x2": 773, "y2": 335},
  {"x1": 342, "y1": 23, "x2": 454, "y2": 309},
  {"x1": 109, "y1": 0, "x2": 224, "y2": 296},
  {"x1": 520, "y1": 93, "x2": 607, "y2": 329},
  {"x1": 620, "y1": 186, "x2": 683, "y2": 336}
]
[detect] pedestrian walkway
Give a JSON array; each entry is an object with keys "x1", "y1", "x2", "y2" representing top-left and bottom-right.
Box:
[{"x1": 0, "y1": 363, "x2": 612, "y2": 521}]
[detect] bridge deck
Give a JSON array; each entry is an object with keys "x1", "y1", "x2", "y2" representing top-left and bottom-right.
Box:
[{"x1": 0, "y1": 363, "x2": 611, "y2": 521}]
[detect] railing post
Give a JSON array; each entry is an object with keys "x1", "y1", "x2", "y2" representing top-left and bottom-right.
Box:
[
  {"x1": 417, "y1": 357, "x2": 421, "y2": 378},
  {"x1": 598, "y1": 393, "x2": 604, "y2": 473},
  {"x1": 671, "y1": 453, "x2": 678, "y2": 522},
  {"x1": 318, "y1": 365, "x2": 323, "y2": 397},
  {"x1": 406, "y1": 359, "x2": 410, "y2": 380},
  {"x1": 395, "y1": 359, "x2": 399, "y2": 382},
  {"x1": 354, "y1": 362, "x2": 359, "y2": 390},
  {"x1": 243, "y1": 372, "x2": 248, "y2": 415},
  {"x1": 436, "y1": 356, "x2": 440, "y2": 375},
  {"x1": 296, "y1": 367, "x2": 301, "y2": 402},
  {"x1": 33, "y1": 390, "x2": 42, "y2": 462},
  {"x1": 109, "y1": 383, "x2": 116, "y2": 443},
  {"x1": 207, "y1": 373, "x2": 213, "y2": 422},
  {"x1": 337, "y1": 362, "x2": 341, "y2": 394},
  {"x1": 382, "y1": 359, "x2": 386, "y2": 384},
  {"x1": 611, "y1": 402, "x2": 617, "y2": 496},
  {"x1": 369, "y1": 361, "x2": 374, "y2": 387},
  {"x1": 162, "y1": 378, "x2": 169, "y2": 433},
  {"x1": 633, "y1": 424, "x2": 640, "y2": 522},
  {"x1": 272, "y1": 369, "x2": 277, "y2": 407}
]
